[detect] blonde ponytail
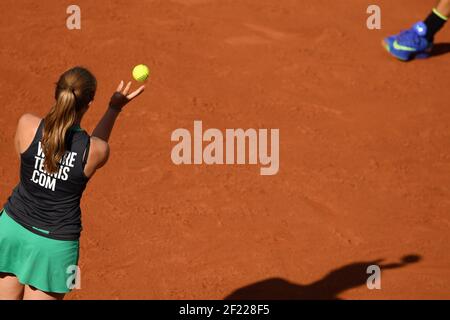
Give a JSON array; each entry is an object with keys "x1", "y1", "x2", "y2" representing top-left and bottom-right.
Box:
[{"x1": 41, "y1": 67, "x2": 97, "y2": 174}]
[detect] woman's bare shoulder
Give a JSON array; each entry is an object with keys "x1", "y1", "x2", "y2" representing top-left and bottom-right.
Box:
[
  {"x1": 17, "y1": 113, "x2": 42, "y2": 130},
  {"x1": 85, "y1": 136, "x2": 110, "y2": 175},
  {"x1": 15, "y1": 113, "x2": 42, "y2": 154},
  {"x1": 90, "y1": 136, "x2": 109, "y2": 155}
]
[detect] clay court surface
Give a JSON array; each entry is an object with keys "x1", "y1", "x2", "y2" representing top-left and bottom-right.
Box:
[{"x1": 1, "y1": 0, "x2": 450, "y2": 299}]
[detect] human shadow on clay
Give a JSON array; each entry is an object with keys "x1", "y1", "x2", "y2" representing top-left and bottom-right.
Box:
[
  {"x1": 224, "y1": 254, "x2": 421, "y2": 300},
  {"x1": 430, "y1": 43, "x2": 450, "y2": 58}
]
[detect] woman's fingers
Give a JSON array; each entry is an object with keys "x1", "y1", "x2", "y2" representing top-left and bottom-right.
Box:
[
  {"x1": 112, "y1": 80, "x2": 145, "y2": 109},
  {"x1": 116, "y1": 81, "x2": 124, "y2": 92},
  {"x1": 127, "y1": 85, "x2": 145, "y2": 100},
  {"x1": 122, "y1": 81, "x2": 132, "y2": 96}
]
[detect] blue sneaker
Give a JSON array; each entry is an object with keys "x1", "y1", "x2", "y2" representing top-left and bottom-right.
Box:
[{"x1": 383, "y1": 22, "x2": 433, "y2": 61}]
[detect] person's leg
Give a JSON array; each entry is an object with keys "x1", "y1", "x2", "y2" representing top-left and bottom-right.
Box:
[
  {"x1": 423, "y1": 0, "x2": 449, "y2": 42},
  {"x1": 23, "y1": 285, "x2": 65, "y2": 300},
  {"x1": 436, "y1": 0, "x2": 450, "y2": 17},
  {"x1": 0, "y1": 273, "x2": 24, "y2": 300}
]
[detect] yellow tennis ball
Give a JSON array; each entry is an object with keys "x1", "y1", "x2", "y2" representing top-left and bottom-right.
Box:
[{"x1": 132, "y1": 64, "x2": 150, "y2": 82}]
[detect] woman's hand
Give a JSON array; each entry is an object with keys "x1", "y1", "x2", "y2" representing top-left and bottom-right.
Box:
[
  {"x1": 109, "y1": 81, "x2": 145, "y2": 112},
  {"x1": 92, "y1": 81, "x2": 145, "y2": 143}
]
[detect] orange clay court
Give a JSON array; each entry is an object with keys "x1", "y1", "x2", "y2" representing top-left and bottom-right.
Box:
[{"x1": 1, "y1": 0, "x2": 450, "y2": 299}]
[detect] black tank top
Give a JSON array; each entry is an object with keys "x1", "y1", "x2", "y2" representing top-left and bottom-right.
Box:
[{"x1": 4, "y1": 119, "x2": 90, "y2": 240}]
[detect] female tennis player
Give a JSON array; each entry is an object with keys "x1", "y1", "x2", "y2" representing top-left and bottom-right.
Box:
[{"x1": 0, "y1": 66, "x2": 145, "y2": 300}]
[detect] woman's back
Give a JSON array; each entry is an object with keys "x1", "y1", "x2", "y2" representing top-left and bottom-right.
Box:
[{"x1": 4, "y1": 115, "x2": 91, "y2": 240}]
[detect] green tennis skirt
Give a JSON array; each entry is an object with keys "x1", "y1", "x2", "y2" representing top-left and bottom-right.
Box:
[{"x1": 0, "y1": 209, "x2": 79, "y2": 294}]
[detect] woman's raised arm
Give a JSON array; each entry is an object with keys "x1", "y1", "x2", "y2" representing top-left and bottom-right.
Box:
[{"x1": 91, "y1": 81, "x2": 145, "y2": 142}]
